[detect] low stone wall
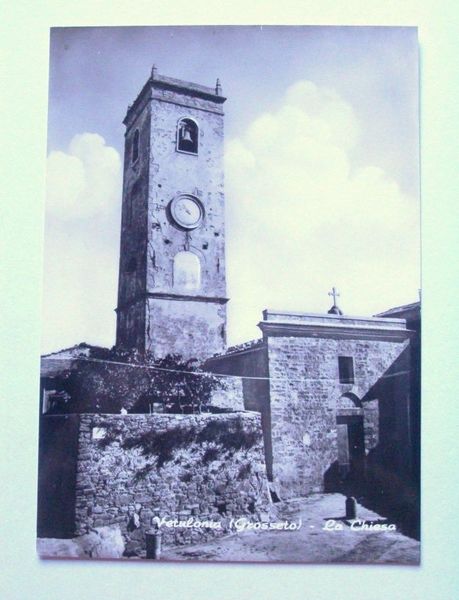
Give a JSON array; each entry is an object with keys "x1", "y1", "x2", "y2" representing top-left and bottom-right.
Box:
[{"x1": 74, "y1": 412, "x2": 269, "y2": 556}]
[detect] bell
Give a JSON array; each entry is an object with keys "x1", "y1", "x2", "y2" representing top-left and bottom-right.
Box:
[{"x1": 181, "y1": 127, "x2": 193, "y2": 143}]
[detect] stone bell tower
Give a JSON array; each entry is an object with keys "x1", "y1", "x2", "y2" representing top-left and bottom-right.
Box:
[{"x1": 115, "y1": 67, "x2": 228, "y2": 360}]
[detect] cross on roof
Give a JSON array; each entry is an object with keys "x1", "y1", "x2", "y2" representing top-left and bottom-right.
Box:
[
  {"x1": 328, "y1": 287, "x2": 340, "y2": 305},
  {"x1": 327, "y1": 287, "x2": 343, "y2": 315}
]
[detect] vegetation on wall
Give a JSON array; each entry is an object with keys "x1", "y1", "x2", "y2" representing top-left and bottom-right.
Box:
[
  {"x1": 97, "y1": 415, "x2": 259, "y2": 477},
  {"x1": 130, "y1": 353, "x2": 225, "y2": 415},
  {"x1": 46, "y1": 346, "x2": 225, "y2": 415}
]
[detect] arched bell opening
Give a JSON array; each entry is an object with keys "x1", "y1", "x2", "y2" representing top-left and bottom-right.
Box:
[{"x1": 176, "y1": 117, "x2": 199, "y2": 154}]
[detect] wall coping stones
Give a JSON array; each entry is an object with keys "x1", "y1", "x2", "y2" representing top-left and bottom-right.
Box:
[{"x1": 259, "y1": 309, "x2": 413, "y2": 342}]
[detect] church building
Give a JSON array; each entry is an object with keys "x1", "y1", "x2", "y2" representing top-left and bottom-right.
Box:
[
  {"x1": 39, "y1": 68, "x2": 420, "y2": 543},
  {"x1": 112, "y1": 66, "x2": 419, "y2": 502}
]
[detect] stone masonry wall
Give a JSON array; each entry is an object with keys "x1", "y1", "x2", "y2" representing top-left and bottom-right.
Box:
[
  {"x1": 144, "y1": 87, "x2": 227, "y2": 360},
  {"x1": 267, "y1": 335, "x2": 410, "y2": 498},
  {"x1": 74, "y1": 412, "x2": 269, "y2": 556},
  {"x1": 146, "y1": 89, "x2": 226, "y2": 300},
  {"x1": 116, "y1": 97, "x2": 151, "y2": 351},
  {"x1": 146, "y1": 297, "x2": 227, "y2": 363},
  {"x1": 205, "y1": 343, "x2": 273, "y2": 477},
  {"x1": 116, "y1": 76, "x2": 228, "y2": 361}
]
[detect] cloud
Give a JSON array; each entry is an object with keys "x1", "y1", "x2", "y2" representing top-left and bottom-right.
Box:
[
  {"x1": 46, "y1": 133, "x2": 121, "y2": 220},
  {"x1": 225, "y1": 80, "x2": 420, "y2": 344},
  {"x1": 42, "y1": 134, "x2": 122, "y2": 352}
]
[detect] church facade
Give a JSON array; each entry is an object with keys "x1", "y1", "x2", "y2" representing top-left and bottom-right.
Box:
[{"x1": 206, "y1": 309, "x2": 416, "y2": 505}]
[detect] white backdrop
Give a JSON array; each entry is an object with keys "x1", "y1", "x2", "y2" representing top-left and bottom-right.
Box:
[{"x1": 1, "y1": 2, "x2": 458, "y2": 599}]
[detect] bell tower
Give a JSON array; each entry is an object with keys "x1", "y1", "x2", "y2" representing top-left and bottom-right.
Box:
[{"x1": 115, "y1": 67, "x2": 228, "y2": 360}]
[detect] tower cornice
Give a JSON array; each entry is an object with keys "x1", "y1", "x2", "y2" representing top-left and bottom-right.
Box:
[
  {"x1": 116, "y1": 292, "x2": 229, "y2": 313},
  {"x1": 123, "y1": 74, "x2": 226, "y2": 126}
]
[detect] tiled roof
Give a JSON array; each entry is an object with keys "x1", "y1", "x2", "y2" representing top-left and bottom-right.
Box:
[
  {"x1": 376, "y1": 301, "x2": 420, "y2": 318},
  {"x1": 210, "y1": 338, "x2": 264, "y2": 359},
  {"x1": 41, "y1": 343, "x2": 107, "y2": 359}
]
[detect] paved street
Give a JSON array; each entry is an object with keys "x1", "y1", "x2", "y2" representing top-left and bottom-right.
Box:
[{"x1": 163, "y1": 493, "x2": 420, "y2": 565}]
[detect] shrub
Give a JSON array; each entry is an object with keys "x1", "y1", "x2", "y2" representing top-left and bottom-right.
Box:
[{"x1": 46, "y1": 349, "x2": 225, "y2": 415}]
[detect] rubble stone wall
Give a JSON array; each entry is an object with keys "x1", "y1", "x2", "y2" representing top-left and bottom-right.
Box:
[{"x1": 74, "y1": 412, "x2": 269, "y2": 555}]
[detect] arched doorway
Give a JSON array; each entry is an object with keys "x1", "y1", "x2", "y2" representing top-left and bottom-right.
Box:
[{"x1": 336, "y1": 393, "x2": 365, "y2": 484}]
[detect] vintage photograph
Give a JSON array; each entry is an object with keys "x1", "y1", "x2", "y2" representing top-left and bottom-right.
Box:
[{"x1": 37, "y1": 25, "x2": 420, "y2": 563}]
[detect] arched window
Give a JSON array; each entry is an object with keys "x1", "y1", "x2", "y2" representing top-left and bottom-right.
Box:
[
  {"x1": 173, "y1": 251, "x2": 201, "y2": 291},
  {"x1": 177, "y1": 118, "x2": 198, "y2": 154},
  {"x1": 132, "y1": 129, "x2": 139, "y2": 163},
  {"x1": 127, "y1": 180, "x2": 141, "y2": 226}
]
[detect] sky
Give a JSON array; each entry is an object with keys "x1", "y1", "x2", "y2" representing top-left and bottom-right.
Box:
[{"x1": 43, "y1": 26, "x2": 420, "y2": 353}]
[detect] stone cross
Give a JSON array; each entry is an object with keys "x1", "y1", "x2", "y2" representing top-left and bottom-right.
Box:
[{"x1": 328, "y1": 287, "x2": 340, "y2": 305}]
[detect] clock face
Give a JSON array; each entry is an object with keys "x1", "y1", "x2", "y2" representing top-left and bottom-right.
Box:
[{"x1": 170, "y1": 195, "x2": 204, "y2": 230}]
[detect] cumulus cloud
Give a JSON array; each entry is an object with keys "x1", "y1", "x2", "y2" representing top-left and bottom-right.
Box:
[
  {"x1": 225, "y1": 80, "x2": 420, "y2": 344},
  {"x1": 42, "y1": 133, "x2": 122, "y2": 352},
  {"x1": 46, "y1": 133, "x2": 121, "y2": 220}
]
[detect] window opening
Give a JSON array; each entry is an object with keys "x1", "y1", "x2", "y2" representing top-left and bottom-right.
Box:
[
  {"x1": 338, "y1": 356, "x2": 354, "y2": 384},
  {"x1": 132, "y1": 129, "x2": 139, "y2": 163}
]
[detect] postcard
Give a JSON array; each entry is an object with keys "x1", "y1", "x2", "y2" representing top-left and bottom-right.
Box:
[{"x1": 37, "y1": 25, "x2": 420, "y2": 564}]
